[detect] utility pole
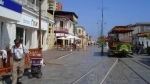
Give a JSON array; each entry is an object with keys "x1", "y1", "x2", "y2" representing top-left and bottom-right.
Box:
[
  {"x1": 101, "y1": 0, "x2": 104, "y2": 53},
  {"x1": 38, "y1": 0, "x2": 42, "y2": 49}
]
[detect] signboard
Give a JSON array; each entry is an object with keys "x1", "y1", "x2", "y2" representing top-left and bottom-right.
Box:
[
  {"x1": 0, "y1": 0, "x2": 22, "y2": 13},
  {"x1": 17, "y1": 13, "x2": 48, "y2": 30}
]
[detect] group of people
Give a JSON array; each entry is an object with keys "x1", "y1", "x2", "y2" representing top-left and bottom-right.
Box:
[
  {"x1": 74, "y1": 41, "x2": 88, "y2": 51},
  {"x1": 133, "y1": 42, "x2": 145, "y2": 54}
]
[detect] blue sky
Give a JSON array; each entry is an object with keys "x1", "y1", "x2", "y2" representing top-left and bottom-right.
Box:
[{"x1": 57, "y1": 0, "x2": 150, "y2": 39}]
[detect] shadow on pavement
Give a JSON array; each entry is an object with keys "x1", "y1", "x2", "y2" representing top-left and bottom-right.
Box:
[
  {"x1": 139, "y1": 58, "x2": 150, "y2": 66},
  {"x1": 3, "y1": 69, "x2": 31, "y2": 84},
  {"x1": 94, "y1": 52, "x2": 108, "y2": 56}
]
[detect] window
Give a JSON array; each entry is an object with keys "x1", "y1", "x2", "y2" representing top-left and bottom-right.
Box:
[
  {"x1": 60, "y1": 21, "x2": 63, "y2": 27},
  {"x1": 79, "y1": 29, "x2": 81, "y2": 33},
  {"x1": 16, "y1": 27, "x2": 26, "y2": 44},
  {"x1": 60, "y1": 21, "x2": 63, "y2": 30}
]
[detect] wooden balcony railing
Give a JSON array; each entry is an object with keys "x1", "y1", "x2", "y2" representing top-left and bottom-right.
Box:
[{"x1": 54, "y1": 27, "x2": 68, "y2": 33}]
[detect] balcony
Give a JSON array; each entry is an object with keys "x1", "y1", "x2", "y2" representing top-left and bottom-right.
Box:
[
  {"x1": 47, "y1": 13, "x2": 54, "y2": 20},
  {"x1": 14, "y1": 0, "x2": 39, "y2": 12},
  {"x1": 48, "y1": 0, "x2": 55, "y2": 3},
  {"x1": 77, "y1": 33, "x2": 85, "y2": 38},
  {"x1": 54, "y1": 27, "x2": 68, "y2": 34}
]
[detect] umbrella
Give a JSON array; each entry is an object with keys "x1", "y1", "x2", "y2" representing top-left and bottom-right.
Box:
[
  {"x1": 66, "y1": 35, "x2": 80, "y2": 39},
  {"x1": 57, "y1": 37, "x2": 68, "y2": 40}
]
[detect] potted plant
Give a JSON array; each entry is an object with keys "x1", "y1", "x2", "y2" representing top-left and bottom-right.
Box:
[{"x1": 146, "y1": 33, "x2": 150, "y2": 55}]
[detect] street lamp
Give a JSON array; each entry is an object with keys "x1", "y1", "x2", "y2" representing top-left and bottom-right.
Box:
[{"x1": 100, "y1": 0, "x2": 105, "y2": 53}]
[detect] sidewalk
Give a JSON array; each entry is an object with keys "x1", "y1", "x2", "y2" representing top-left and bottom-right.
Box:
[{"x1": 42, "y1": 50, "x2": 74, "y2": 63}]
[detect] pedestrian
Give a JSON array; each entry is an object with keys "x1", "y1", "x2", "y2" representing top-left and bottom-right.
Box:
[
  {"x1": 84, "y1": 41, "x2": 88, "y2": 51},
  {"x1": 76, "y1": 42, "x2": 80, "y2": 51},
  {"x1": 11, "y1": 39, "x2": 29, "y2": 84}
]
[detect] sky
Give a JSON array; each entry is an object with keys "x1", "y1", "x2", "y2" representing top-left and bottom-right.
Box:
[{"x1": 57, "y1": 0, "x2": 150, "y2": 40}]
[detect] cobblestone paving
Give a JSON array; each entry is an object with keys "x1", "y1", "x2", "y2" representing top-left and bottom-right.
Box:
[
  {"x1": 74, "y1": 58, "x2": 117, "y2": 84},
  {"x1": 121, "y1": 58, "x2": 150, "y2": 83},
  {"x1": 3, "y1": 46, "x2": 150, "y2": 84},
  {"x1": 103, "y1": 60, "x2": 147, "y2": 84},
  {"x1": 20, "y1": 46, "x2": 109, "y2": 84}
]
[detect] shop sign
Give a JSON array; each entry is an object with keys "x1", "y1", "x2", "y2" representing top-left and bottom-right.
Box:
[
  {"x1": 0, "y1": 0, "x2": 4, "y2": 5},
  {"x1": 0, "y1": 0, "x2": 22, "y2": 13},
  {"x1": 18, "y1": 14, "x2": 48, "y2": 30}
]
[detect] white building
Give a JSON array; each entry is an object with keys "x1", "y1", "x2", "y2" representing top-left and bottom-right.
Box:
[
  {"x1": 0, "y1": 0, "x2": 22, "y2": 50},
  {"x1": 131, "y1": 23, "x2": 150, "y2": 47},
  {"x1": 48, "y1": 10, "x2": 78, "y2": 46},
  {"x1": 0, "y1": 0, "x2": 54, "y2": 51}
]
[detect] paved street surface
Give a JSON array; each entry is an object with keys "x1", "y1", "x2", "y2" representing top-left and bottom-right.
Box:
[
  {"x1": 42, "y1": 50, "x2": 73, "y2": 62},
  {"x1": 3, "y1": 46, "x2": 150, "y2": 84}
]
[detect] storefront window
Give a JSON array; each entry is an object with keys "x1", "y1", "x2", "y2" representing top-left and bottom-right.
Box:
[{"x1": 16, "y1": 27, "x2": 25, "y2": 44}]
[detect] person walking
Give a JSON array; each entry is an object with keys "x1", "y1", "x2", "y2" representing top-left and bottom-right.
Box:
[
  {"x1": 11, "y1": 39, "x2": 29, "y2": 84},
  {"x1": 84, "y1": 41, "x2": 88, "y2": 51}
]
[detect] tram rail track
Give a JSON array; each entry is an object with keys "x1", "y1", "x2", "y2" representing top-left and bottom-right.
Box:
[
  {"x1": 100, "y1": 55, "x2": 150, "y2": 84},
  {"x1": 126, "y1": 55, "x2": 150, "y2": 70},
  {"x1": 118, "y1": 58, "x2": 149, "y2": 84},
  {"x1": 70, "y1": 58, "x2": 118, "y2": 84},
  {"x1": 116, "y1": 55, "x2": 150, "y2": 84}
]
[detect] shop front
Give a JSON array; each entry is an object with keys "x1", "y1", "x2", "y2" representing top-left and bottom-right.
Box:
[
  {"x1": 17, "y1": 13, "x2": 48, "y2": 50},
  {"x1": 0, "y1": 0, "x2": 22, "y2": 49}
]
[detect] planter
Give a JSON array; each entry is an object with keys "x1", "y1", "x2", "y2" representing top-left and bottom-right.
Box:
[{"x1": 147, "y1": 47, "x2": 150, "y2": 55}]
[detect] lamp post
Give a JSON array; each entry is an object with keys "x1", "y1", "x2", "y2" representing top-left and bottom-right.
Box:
[
  {"x1": 38, "y1": 0, "x2": 42, "y2": 49},
  {"x1": 100, "y1": 0, "x2": 104, "y2": 53}
]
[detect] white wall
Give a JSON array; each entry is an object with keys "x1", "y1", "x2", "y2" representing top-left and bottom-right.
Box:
[
  {"x1": 0, "y1": 22, "x2": 16, "y2": 49},
  {"x1": 42, "y1": 31, "x2": 47, "y2": 50},
  {"x1": 0, "y1": 22, "x2": 1, "y2": 49},
  {"x1": 0, "y1": 6, "x2": 22, "y2": 21},
  {"x1": 41, "y1": 0, "x2": 47, "y2": 16},
  {"x1": 31, "y1": 29, "x2": 38, "y2": 48},
  {"x1": 26, "y1": 28, "x2": 32, "y2": 49},
  {"x1": 68, "y1": 21, "x2": 74, "y2": 35}
]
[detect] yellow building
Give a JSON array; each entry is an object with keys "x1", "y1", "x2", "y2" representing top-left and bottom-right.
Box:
[
  {"x1": 76, "y1": 26, "x2": 87, "y2": 48},
  {"x1": 46, "y1": 0, "x2": 56, "y2": 50}
]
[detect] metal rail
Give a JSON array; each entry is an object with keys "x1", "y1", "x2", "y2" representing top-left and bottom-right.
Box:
[
  {"x1": 118, "y1": 58, "x2": 150, "y2": 84},
  {"x1": 71, "y1": 58, "x2": 118, "y2": 84}
]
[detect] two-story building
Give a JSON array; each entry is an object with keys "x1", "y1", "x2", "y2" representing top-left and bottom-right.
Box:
[
  {"x1": 76, "y1": 26, "x2": 87, "y2": 48},
  {"x1": 6, "y1": 0, "x2": 55, "y2": 51},
  {"x1": 0, "y1": 0, "x2": 22, "y2": 50},
  {"x1": 48, "y1": 10, "x2": 78, "y2": 47},
  {"x1": 129, "y1": 22, "x2": 150, "y2": 47}
]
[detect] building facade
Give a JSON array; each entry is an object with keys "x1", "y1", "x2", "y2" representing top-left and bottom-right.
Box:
[
  {"x1": 131, "y1": 23, "x2": 150, "y2": 47},
  {"x1": 48, "y1": 10, "x2": 78, "y2": 48},
  {"x1": 56, "y1": 2, "x2": 62, "y2": 11},
  {"x1": 0, "y1": 0, "x2": 55, "y2": 51},
  {"x1": 76, "y1": 26, "x2": 87, "y2": 48},
  {"x1": 0, "y1": 0, "x2": 22, "y2": 50}
]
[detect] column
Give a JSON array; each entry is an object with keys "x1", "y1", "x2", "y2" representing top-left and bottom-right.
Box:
[
  {"x1": 34, "y1": 0, "x2": 36, "y2": 6},
  {"x1": 0, "y1": 22, "x2": 1, "y2": 49},
  {"x1": 23, "y1": 28, "x2": 26, "y2": 45}
]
